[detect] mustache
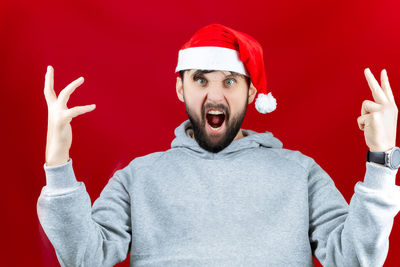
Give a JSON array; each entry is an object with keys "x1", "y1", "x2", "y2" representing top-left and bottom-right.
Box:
[{"x1": 201, "y1": 103, "x2": 230, "y2": 121}]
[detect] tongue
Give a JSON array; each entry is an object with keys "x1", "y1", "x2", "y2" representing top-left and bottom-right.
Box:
[{"x1": 206, "y1": 114, "x2": 224, "y2": 128}]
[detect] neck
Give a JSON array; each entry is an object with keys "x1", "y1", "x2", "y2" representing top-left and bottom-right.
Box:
[{"x1": 234, "y1": 129, "x2": 245, "y2": 140}]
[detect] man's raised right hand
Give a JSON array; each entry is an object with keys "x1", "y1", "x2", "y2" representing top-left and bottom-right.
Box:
[{"x1": 44, "y1": 65, "x2": 96, "y2": 167}]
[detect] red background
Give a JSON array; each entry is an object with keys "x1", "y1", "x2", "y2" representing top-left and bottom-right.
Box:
[{"x1": 1, "y1": 0, "x2": 400, "y2": 266}]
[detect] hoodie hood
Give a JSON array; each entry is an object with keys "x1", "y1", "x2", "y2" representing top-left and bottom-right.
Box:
[{"x1": 170, "y1": 120, "x2": 283, "y2": 159}]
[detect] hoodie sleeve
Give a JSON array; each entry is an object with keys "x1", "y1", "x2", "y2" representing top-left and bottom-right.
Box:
[
  {"x1": 37, "y1": 158, "x2": 132, "y2": 267},
  {"x1": 308, "y1": 160, "x2": 400, "y2": 267}
]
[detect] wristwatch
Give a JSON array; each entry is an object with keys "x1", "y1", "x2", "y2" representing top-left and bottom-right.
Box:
[{"x1": 366, "y1": 146, "x2": 400, "y2": 170}]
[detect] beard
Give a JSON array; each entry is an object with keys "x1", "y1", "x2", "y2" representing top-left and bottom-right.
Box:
[{"x1": 185, "y1": 99, "x2": 248, "y2": 153}]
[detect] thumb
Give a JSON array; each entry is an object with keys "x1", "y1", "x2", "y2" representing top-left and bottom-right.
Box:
[
  {"x1": 65, "y1": 104, "x2": 96, "y2": 119},
  {"x1": 357, "y1": 114, "x2": 371, "y2": 131}
]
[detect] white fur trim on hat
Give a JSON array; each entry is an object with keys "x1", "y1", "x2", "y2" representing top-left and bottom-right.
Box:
[
  {"x1": 255, "y1": 92, "x2": 277, "y2": 114},
  {"x1": 175, "y1": 46, "x2": 249, "y2": 76}
]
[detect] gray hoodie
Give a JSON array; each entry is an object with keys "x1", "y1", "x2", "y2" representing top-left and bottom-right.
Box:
[{"x1": 37, "y1": 119, "x2": 400, "y2": 266}]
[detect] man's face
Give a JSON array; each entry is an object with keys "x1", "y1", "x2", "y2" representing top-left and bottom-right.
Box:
[{"x1": 176, "y1": 69, "x2": 257, "y2": 153}]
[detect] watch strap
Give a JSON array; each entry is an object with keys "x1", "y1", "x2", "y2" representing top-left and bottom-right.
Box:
[{"x1": 366, "y1": 150, "x2": 386, "y2": 165}]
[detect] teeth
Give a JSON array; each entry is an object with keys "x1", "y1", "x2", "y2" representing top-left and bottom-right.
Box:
[
  {"x1": 210, "y1": 125, "x2": 221, "y2": 130},
  {"x1": 207, "y1": 110, "x2": 224, "y2": 115}
]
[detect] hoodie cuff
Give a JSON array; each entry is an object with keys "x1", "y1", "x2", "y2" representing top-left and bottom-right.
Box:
[
  {"x1": 363, "y1": 161, "x2": 398, "y2": 191},
  {"x1": 43, "y1": 158, "x2": 79, "y2": 190}
]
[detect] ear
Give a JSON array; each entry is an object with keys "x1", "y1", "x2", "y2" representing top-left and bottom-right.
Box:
[
  {"x1": 247, "y1": 82, "x2": 257, "y2": 104},
  {"x1": 176, "y1": 76, "x2": 184, "y2": 102}
]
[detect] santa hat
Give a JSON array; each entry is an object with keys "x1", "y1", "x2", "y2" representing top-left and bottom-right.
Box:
[{"x1": 175, "y1": 23, "x2": 277, "y2": 114}]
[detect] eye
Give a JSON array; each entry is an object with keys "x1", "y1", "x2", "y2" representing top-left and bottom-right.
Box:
[
  {"x1": 195, "y1": 77, "x2": 207, "y2": 85},
  {"x1": 225, "y1": 78, "x2": 235, "y2": 86}
]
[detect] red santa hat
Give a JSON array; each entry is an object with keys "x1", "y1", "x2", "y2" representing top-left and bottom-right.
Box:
[{"x1": 175, "y1": 23, "x2": 277, "y2": 114}]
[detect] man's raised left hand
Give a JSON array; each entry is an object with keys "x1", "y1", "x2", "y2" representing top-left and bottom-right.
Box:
[{"x1": 357, "y1": 68, "x2": 398, "y2": 152}]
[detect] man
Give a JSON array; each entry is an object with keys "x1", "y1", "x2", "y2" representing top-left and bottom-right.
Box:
[{"x1": 38, "y1": 24, "x2": 400, "y2": 266}]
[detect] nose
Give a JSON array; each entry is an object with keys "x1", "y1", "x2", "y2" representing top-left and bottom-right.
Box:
[{"x1": 205, "y1": 83, "x2": 225, "y2": 103}]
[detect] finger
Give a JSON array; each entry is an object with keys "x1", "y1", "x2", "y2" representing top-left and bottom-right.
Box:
[
  {"x1": 65, "y1": 104, "x2": 96, "y2": 119},
  {"x1": 49, "y1": 65, "x2": 54, "y2": 91},
  {"x1": 381, "y1": 69, "x2": 395, "y2": 103},
  {"x1": 361, "y1": 99, "x2": 381, "y2": 116},
  {"x1": 58, "y1": 77, "x2": 85, "y2": 106},
  {"x1": 364, "y1": 68, "x2": 387, "y2": 104},
  {"x1": 357, "y1": 114, "x2": 371, "y2": 130},
  {"x1": 44, "y1": 65, "x2": 57, "y2": 104}
]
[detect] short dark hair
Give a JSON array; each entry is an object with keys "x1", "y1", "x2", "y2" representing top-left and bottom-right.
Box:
[{"x1": 179, "y1": 69, "x2": 251, "y2": 88}]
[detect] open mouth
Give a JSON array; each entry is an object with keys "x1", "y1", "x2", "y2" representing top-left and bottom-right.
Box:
[{"x1": 205, "y1": 109, "x2": 226, "y2": 131}]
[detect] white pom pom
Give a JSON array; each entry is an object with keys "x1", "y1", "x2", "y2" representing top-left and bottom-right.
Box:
[{"x1": 255, "y1": 92, "x2": 277, "y2": 114}]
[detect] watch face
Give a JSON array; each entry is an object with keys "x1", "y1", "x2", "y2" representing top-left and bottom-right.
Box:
[{"x1": 390, "y1": 148, "x2": 400, "y2": 169}]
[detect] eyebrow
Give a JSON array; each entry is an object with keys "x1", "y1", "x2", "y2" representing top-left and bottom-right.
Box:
[
  {"x1": 225, "y1": 73, "x2": 241, "y2": 78},
  {"x1": 191, "y1": 70, "x2": 242, "y2": 80}
]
